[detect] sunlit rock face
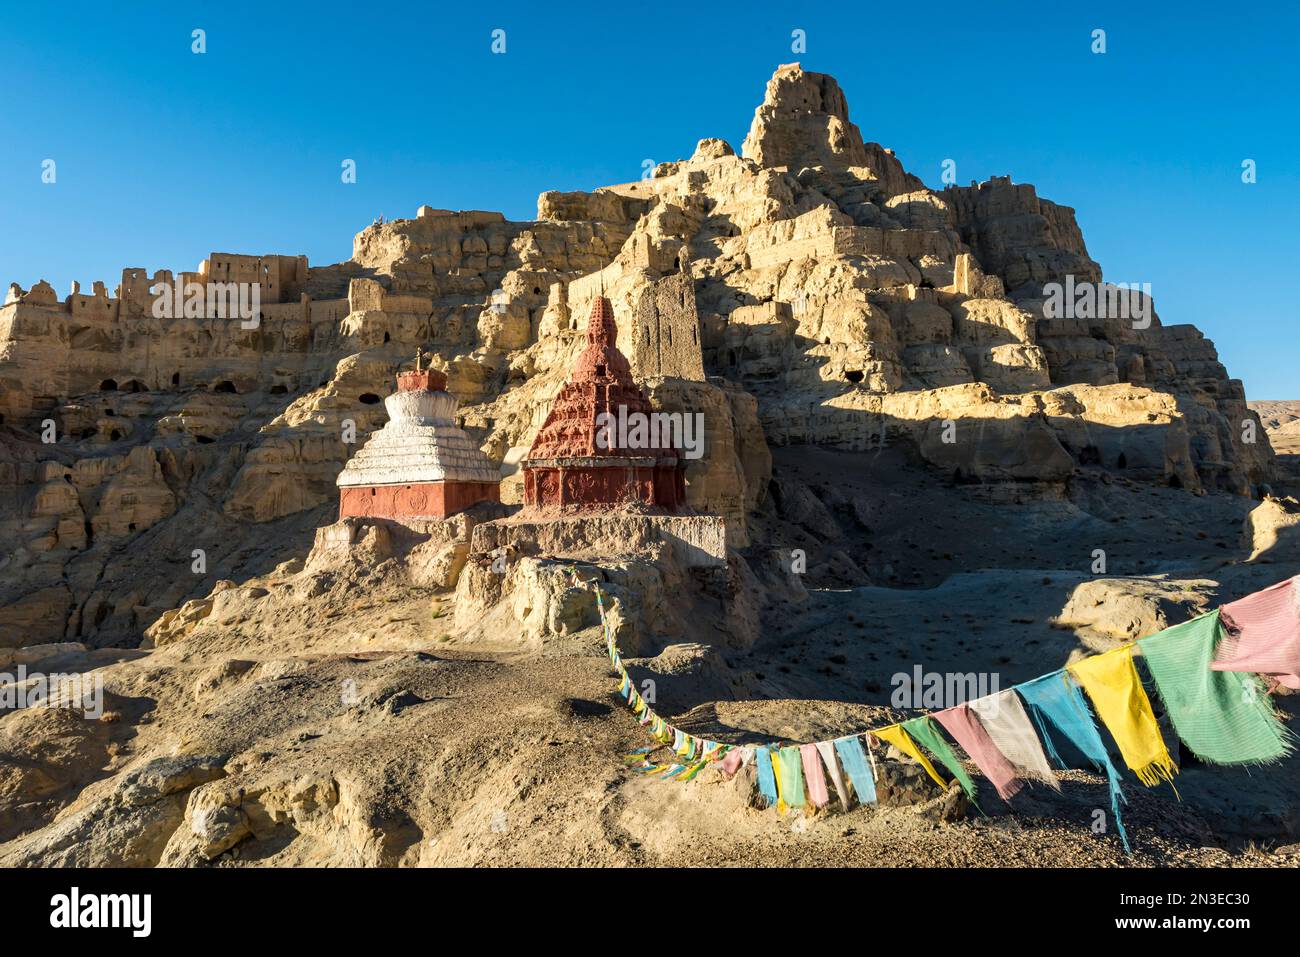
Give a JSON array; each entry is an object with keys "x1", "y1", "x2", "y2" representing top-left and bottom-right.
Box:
[{"x1": 0, "y1": 61, "x2": 1276, "y2": 648}]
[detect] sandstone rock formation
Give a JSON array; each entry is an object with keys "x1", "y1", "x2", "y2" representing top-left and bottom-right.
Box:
[{"x1": 0, "y1": 61, "x2": 1276, "y2": 658}]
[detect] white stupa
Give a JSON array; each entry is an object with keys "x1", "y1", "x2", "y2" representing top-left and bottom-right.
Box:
[{"x1": 336, "y1": 358, "x2": 500, "y2": 520}]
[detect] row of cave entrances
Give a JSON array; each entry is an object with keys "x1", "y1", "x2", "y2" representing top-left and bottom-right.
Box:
[
  {"x1": 98, "y1": 375, "x2": 241, "y2": 393},
  {"x1": 98, "y1": 376, "x2": 301, "y2": 397},
  {"x1": 96, "y1": 377, "x2": 380, "y2": 402},
  {"x1": 84, "y1": 376, "x2": 291, "y2": 445},
  {"x1": 83, "y1": 378, "x2": 384, "y2": 444}
]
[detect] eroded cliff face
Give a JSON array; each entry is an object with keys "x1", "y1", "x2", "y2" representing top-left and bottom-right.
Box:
[
  {"x1": 3, "y1": 63, "x2": 1298, "y2": 870},
  {"x1": 0, "y1": 61, "x2": 1274, "y2": 649}
]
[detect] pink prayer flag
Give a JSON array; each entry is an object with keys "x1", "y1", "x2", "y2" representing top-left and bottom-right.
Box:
[
  {"x1": 935, "y1": 703, "x2": 1024, "y2": 801},
  {"x1": 800, "y1": 743, "x2": 830, "y2": 809},
  {"x1": 719, "y1": 748, "x2": 745, "y2": 779},
  {"x1": 1212, "y1": 577, "x2": 1300, "y2": 690}
]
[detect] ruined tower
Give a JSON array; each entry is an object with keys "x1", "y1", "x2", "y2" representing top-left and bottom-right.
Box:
[{"x1": 623, "y1": 246, "x2": 706, "y2": 380}]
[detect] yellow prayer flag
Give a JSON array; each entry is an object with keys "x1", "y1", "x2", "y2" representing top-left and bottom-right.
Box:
[
  {"x1": 1068, "y1": 646, "x2": 1177, "y2": 788},
  {"x1": 872, "y1": 724, "x2": 949, "y2": 790},
  {"x1": 771, "y1": 748, "x2": 788, "y2": 814}
]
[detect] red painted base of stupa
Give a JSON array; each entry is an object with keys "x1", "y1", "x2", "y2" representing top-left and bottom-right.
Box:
[
  {"x1": 339, "y1": 481, "x2": 500, "y2": 521},
  {"x1": 522, "y1": 461, "x2": 685, "y2": 511}
]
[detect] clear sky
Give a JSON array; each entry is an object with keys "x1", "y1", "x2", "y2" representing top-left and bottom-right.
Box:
[{"x1": 3, "y1": 1, "x2": 1296, "y2": 398}]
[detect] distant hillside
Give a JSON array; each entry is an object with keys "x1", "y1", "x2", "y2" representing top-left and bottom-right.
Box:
[{"x1": 1249, "y1": 401, "x2": 1300, "y2": 455}]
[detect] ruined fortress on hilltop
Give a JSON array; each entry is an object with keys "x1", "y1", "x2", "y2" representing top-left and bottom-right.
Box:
[{"x1": 0, "y1": 62, "x2": 1275, "y2": 649}]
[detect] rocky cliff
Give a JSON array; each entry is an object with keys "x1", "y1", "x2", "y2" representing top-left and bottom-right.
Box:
[{"x1": 0, "y1": 62, "x2": 1275, "y2": 651}]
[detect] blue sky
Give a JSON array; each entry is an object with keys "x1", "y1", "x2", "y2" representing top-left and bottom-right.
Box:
[{"x1": 3, "y1": 1, "x2": 1296, "y2": 397}]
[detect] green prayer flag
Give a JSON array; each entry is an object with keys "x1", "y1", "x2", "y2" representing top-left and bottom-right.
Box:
[
  {"x1": 902, "y1": 715, "x2": 979, "y2": 803},
  {"x1": 777, "y1": 745, "x2": 806, "y2": 807},
  {"x1": 1139, "y1": 610, "x2": 1292, "y2": 766}
]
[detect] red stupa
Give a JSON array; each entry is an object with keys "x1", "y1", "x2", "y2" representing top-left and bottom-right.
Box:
[{"x1": 522, "y1": 296, "x2": 686, "y2": 512}]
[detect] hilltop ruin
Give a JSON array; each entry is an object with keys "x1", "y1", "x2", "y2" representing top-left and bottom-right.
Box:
[{"x1": 0, "y1": 62, "x2": 1275, "y2": 651}]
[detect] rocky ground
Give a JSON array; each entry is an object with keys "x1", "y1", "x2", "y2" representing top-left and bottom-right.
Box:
[{"x1": 3, "y1": 441, "x2": 1298, "y2": 867}]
